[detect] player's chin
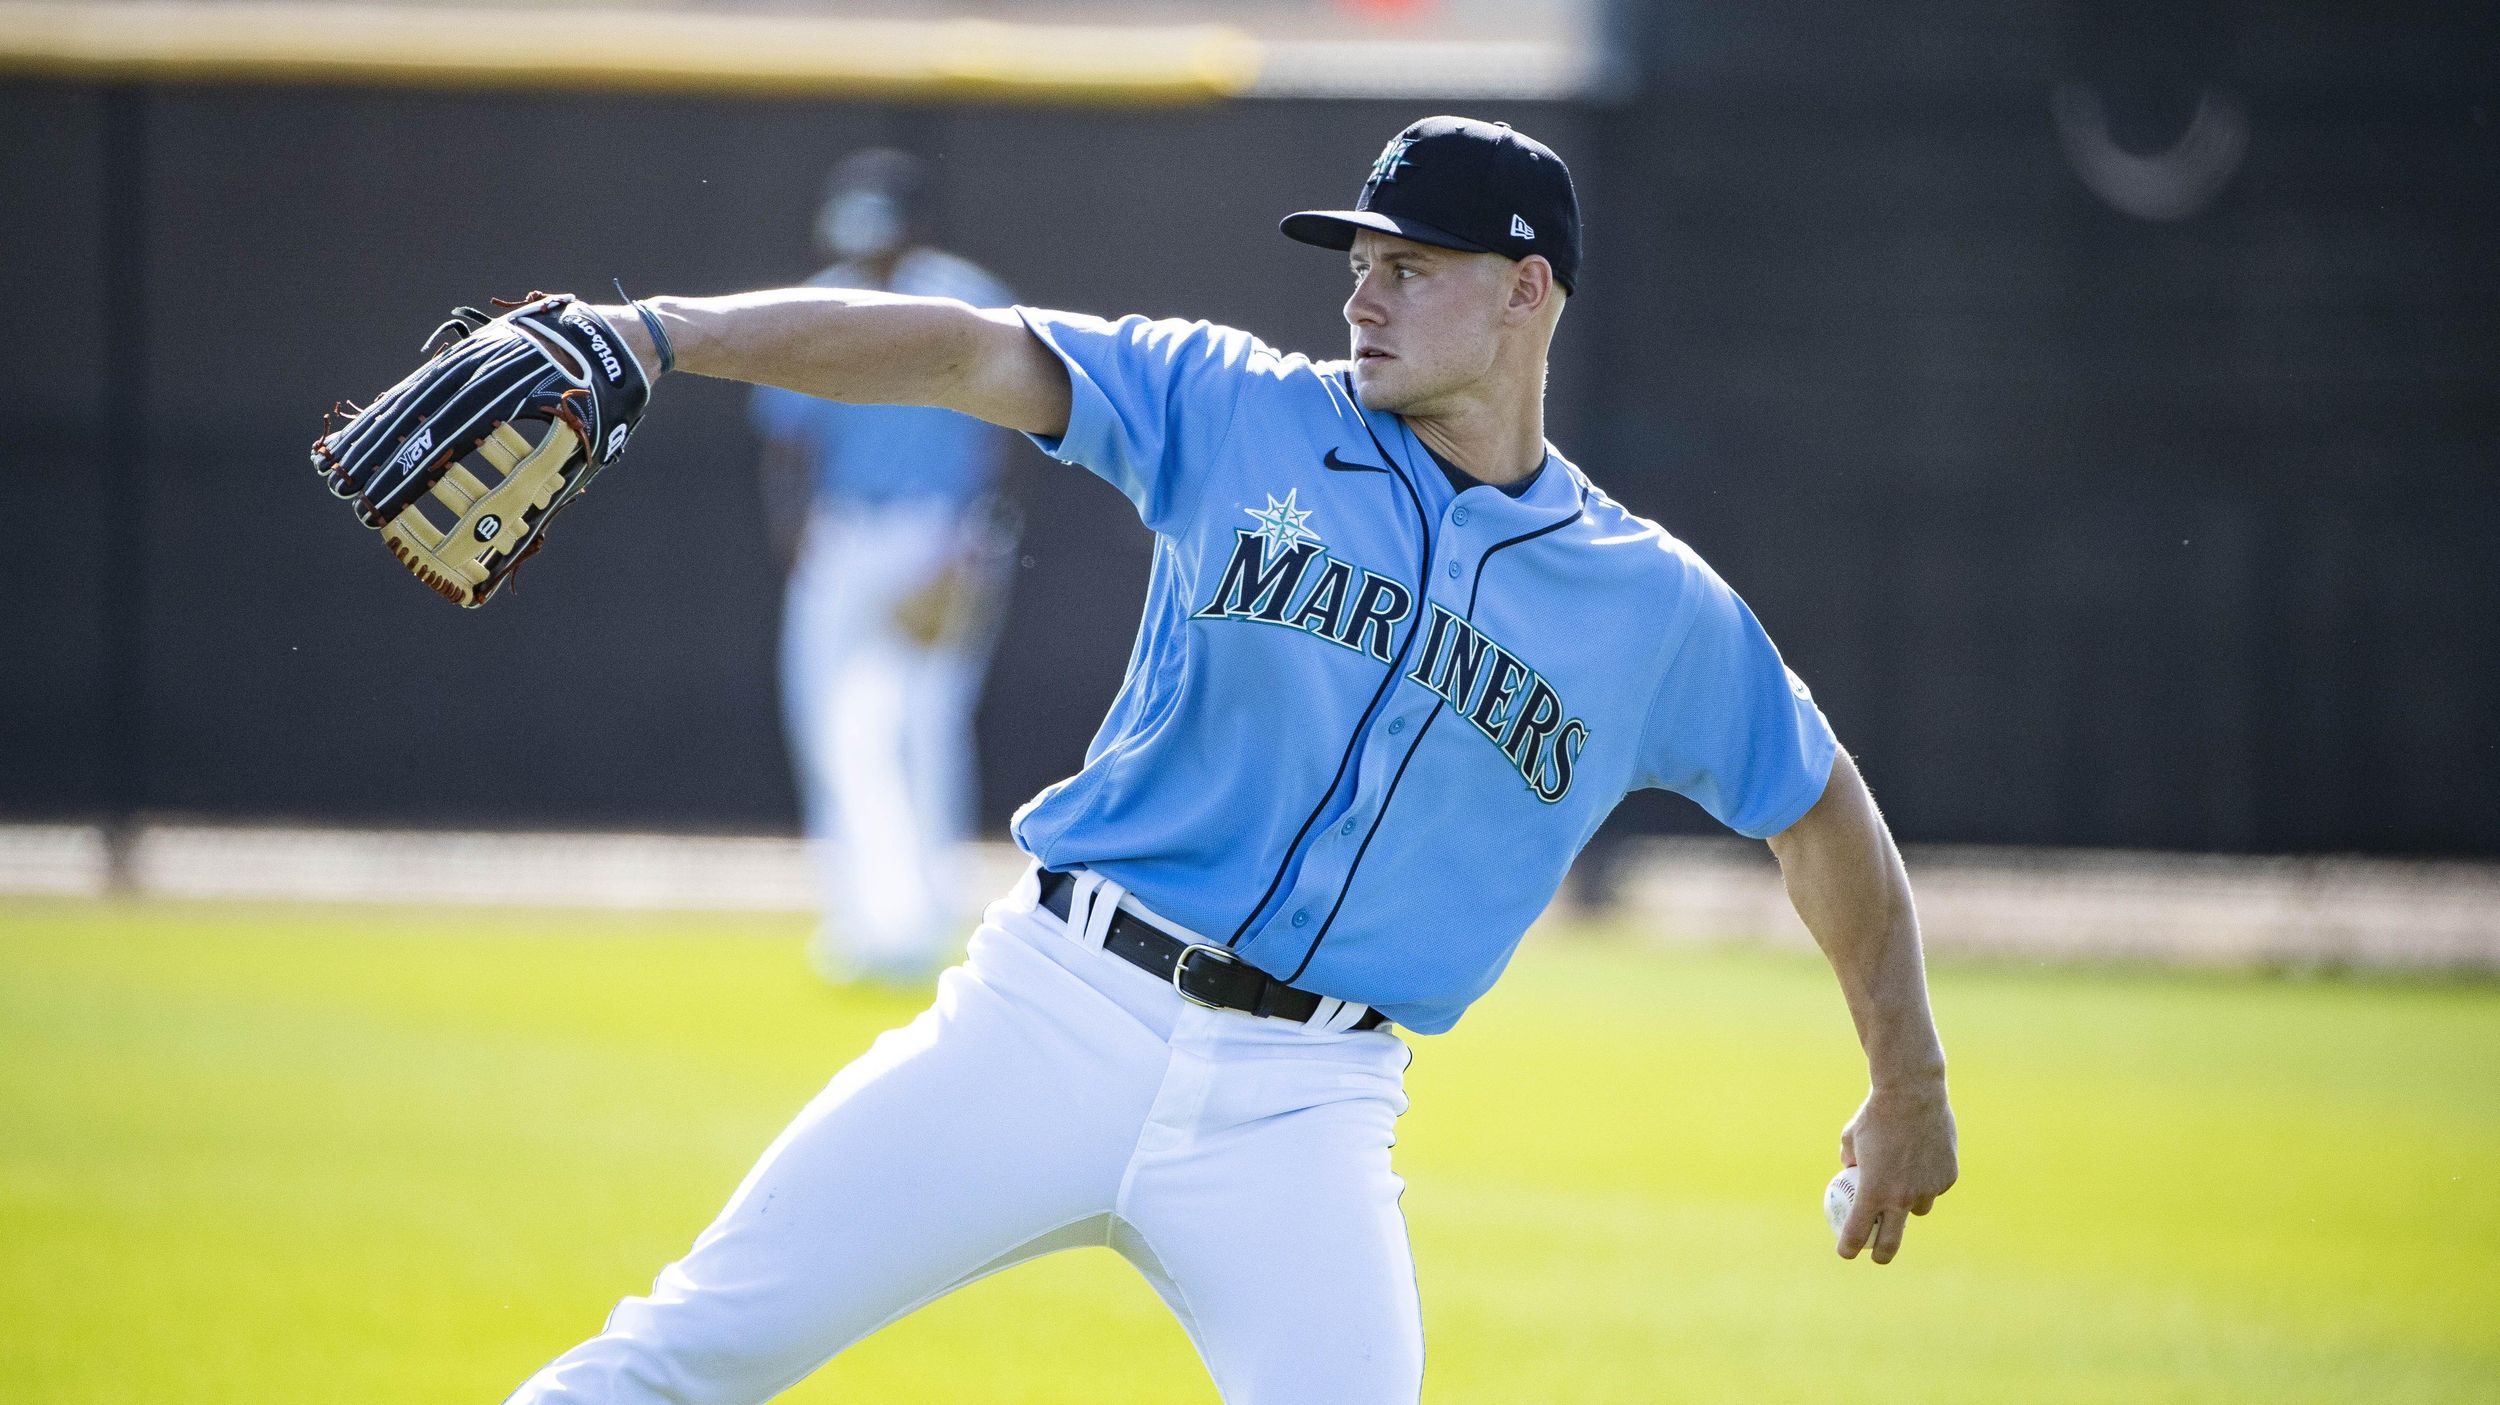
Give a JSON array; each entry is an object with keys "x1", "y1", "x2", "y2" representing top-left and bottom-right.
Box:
[{"x1": 1350, "y1": 358, "x2": 1419, "y2": 412}]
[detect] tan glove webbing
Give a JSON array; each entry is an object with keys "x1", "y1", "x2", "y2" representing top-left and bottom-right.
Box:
[{"x1": 381, "y1": 419, "x2": 583, "y2": 607}]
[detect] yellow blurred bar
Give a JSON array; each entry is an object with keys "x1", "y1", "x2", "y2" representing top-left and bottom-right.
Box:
[{"x1": 0, "y1": 1, "x2": 1263, "y2": 103}]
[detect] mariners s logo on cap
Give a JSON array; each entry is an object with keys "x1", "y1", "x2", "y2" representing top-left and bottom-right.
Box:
[{"x1": 1365, "y1": 135, "x2": 1417, "y2": 194}]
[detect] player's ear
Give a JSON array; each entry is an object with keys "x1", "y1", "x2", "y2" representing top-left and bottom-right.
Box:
[{"x1": 1503, "y1": 256, "x2": 1556, "y2": 325}]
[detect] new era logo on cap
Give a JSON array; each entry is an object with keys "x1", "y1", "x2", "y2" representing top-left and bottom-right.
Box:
[{"x1": 1510, "y1": 214, "x2": 1535, "y2": 240}]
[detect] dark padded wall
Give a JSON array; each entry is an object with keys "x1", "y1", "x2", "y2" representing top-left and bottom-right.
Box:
[
  {"x1": 2, "y1": 86, "x2": 113, "y2": 814},
  {"x1": 1584, "y1": 0, "x2": 2498, "y2": 854},
  {"x1": 2, "y1": 0, "x2": 2492, "y2": 855},
  {"x1": 0, "y1": 86, "x2": 1587, "y2": 834}
]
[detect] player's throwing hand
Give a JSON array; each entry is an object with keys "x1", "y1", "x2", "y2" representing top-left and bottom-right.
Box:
[{"x1": 1837, "y1": 1084, "x2": 1960, "y2": 1264}]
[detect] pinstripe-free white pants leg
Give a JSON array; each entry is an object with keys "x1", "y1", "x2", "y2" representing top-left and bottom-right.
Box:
[{"x1": 502, "y1": 869, "x2": 1421, "y2": 1405}]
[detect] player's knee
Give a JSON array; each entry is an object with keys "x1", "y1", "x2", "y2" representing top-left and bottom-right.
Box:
[{"x1": 569, "y1": 1285, "x2": 832, "y2": 1405}]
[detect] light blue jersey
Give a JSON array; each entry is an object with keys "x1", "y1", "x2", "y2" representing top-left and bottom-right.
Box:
[
  {"x1": 1012, "y1": 309, "x2": 1838, "y2": 1033},
  {"x1": 751, "y1": 249, "x2": 1015, "y2": 509}
]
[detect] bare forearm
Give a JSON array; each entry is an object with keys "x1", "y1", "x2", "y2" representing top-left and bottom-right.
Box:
[
  {"x1": 642, "y1": 289, "x2": 971, "y2": 400},
  {"x1": 1773, "y1": 749, "x2": 1960, "y2": 1261},
  {"x1": 591, "y1": 289, "x2": 1070, "y2": 436},
  {"x1": 1769, "y1": 750, "x2": 1946, "y2": 1091}
]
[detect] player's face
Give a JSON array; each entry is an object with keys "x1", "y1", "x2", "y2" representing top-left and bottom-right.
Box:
[{"x1": 1342, "y1": 232, "x2": 1514, "y2": 413}]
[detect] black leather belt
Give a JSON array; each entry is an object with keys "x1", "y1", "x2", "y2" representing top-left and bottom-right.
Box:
[{"x1": 1037, "y1": 869, "x2": 1388, "y2": 1031}]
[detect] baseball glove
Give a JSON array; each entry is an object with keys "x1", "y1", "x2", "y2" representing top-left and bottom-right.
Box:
[{"x1": 310, "y1": 293, "x2": 656, "y2": 607}]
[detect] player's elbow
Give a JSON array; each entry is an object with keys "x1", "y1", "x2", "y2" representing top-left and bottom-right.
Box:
[{"x1": 945, "y1": 306, "x2": 1072, "y2": 438}]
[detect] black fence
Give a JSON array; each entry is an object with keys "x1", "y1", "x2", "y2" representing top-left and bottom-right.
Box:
[{"x1": 4, "y1": 2, "x2": 2493, "y2": 856}]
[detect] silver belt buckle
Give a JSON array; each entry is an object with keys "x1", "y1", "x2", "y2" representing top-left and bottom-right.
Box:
[{"x1": 1170, "y1": 942, "x2": 1244, "y2": 1011}]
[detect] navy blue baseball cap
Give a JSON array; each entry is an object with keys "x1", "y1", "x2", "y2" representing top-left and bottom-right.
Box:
[{"x1": 1282, "y1": 115, "x2": 1582, "y2": 293}]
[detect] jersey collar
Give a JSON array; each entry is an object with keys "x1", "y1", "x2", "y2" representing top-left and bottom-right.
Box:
[
  {"x1": 1395, "y1": 416, "x2": 1585, "y2": 535},
  {"x1": 1333, "y1": 369, "x2": 1588, "y2": 538}
]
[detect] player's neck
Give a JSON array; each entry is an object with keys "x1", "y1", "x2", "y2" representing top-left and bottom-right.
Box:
[{"x1": 1402, "y1": 371, "x2": 1547, "y2": 489}]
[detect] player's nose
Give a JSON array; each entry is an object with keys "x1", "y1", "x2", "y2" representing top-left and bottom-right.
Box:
[{"x1": 1344, "y1": 276, "x2": 1387, "y2": 327}]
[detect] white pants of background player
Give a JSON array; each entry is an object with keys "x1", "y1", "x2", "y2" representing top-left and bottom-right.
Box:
[
  {"x1": 503, "y1": 867, "x2": 1422, "y2": 1405},
  {"x1": 780, "y1": 499, "x2": 1000, "y2": 977}
]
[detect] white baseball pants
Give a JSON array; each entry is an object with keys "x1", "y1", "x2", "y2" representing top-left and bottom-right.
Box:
[
  {"x1": 779, "y1": 501, "x2": 999, "y2": 974},
  {"x1": 502, "y1": 868, "x2": 1423, "y2": 1404}
]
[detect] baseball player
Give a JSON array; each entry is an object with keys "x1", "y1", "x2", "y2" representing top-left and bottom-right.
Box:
[
  {"x1": 751, "y1": 150, "x2": 1020, "y2": 984},
  {"x1": 498, "y1": 116, "x2": 1960, "y2": 1403}
]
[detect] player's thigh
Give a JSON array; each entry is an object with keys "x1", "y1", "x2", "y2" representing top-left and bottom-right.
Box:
[
  {"x1": 615, "y1": 932, "x2": 1161, "y2": 1371},
  {"x1": 1125, "y1": 1058, "x2": 1421, "y2": 1404}
]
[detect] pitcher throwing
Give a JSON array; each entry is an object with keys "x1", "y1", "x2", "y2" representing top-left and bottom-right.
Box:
[{"x1": 315, "y1": 115, "x2": 1959, "y2": 1405}]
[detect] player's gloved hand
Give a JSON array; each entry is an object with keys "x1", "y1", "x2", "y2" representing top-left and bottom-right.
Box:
[
  {"x1": 1837, "y1": 1081, "x2": 1958, "y2": 1264},
  {"x1": 310, "y1": 293, "x2": 657, "y2": 607}
]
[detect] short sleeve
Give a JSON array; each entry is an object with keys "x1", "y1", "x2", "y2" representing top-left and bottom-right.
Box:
[
  {"x1": 1012, "y1": 307, "x2": 1256, "y2": 534},
  {"x1": 1634, "y1": 563, "x2": 1839, "y2": 838}
]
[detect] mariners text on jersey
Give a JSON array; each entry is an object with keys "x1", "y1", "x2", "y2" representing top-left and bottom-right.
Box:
[
  {"x1": 1191, "y1": 522, "x2": 1589, "y2": 805},
  {"x1": 1010, "y1": 308, "x2": 1837, "y2": 1033}
]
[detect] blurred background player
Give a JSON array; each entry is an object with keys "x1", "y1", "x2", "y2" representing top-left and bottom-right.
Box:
[{"x1": 749, "y1": 149, "x2": 1020, "y2": 985}]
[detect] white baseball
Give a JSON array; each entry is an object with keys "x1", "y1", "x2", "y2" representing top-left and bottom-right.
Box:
[{"x1": 1823, "y1": 1165, "x2": 1860, "y2": 1238}]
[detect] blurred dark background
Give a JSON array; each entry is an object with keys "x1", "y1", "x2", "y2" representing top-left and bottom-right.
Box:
[{"x1": 3, "y1": 0, "x2": 2494, "y2": 856}]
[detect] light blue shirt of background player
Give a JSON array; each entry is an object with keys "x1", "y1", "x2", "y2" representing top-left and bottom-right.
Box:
[
  {"x1": 750, "y1": 251, "x2": 1016, "y2": 512},
  {"x1": 1008, "y1": 308, "x2": 1838, "y2": 1034}
]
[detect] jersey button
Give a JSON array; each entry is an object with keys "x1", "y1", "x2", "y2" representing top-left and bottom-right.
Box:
[
  {"x1": 1340, "y1": 818, "x2": 1358, "y2": 836},
  {"x1": 1446, "y1": 560, "x2": 1462, "y2": 579},
  {"x1": 1388, "y1": 717, "x2": 1406, "y2": 735},
  {"x1": 1292, "y1": 909, "x2": 1310, "y2": 928},
  {"x1": 1452, "y1": 505, "x2": 1471, "y2": 525}
]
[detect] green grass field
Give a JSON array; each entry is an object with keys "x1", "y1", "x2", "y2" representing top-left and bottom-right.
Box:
[{"x1": 3, "y1": 897, "x2": 2496, "y2": 1403}]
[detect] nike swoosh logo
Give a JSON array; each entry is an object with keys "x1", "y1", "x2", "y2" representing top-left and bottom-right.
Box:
[{"x1": 1323, "y1": 448, "x2": 1388, "y2": 474}]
